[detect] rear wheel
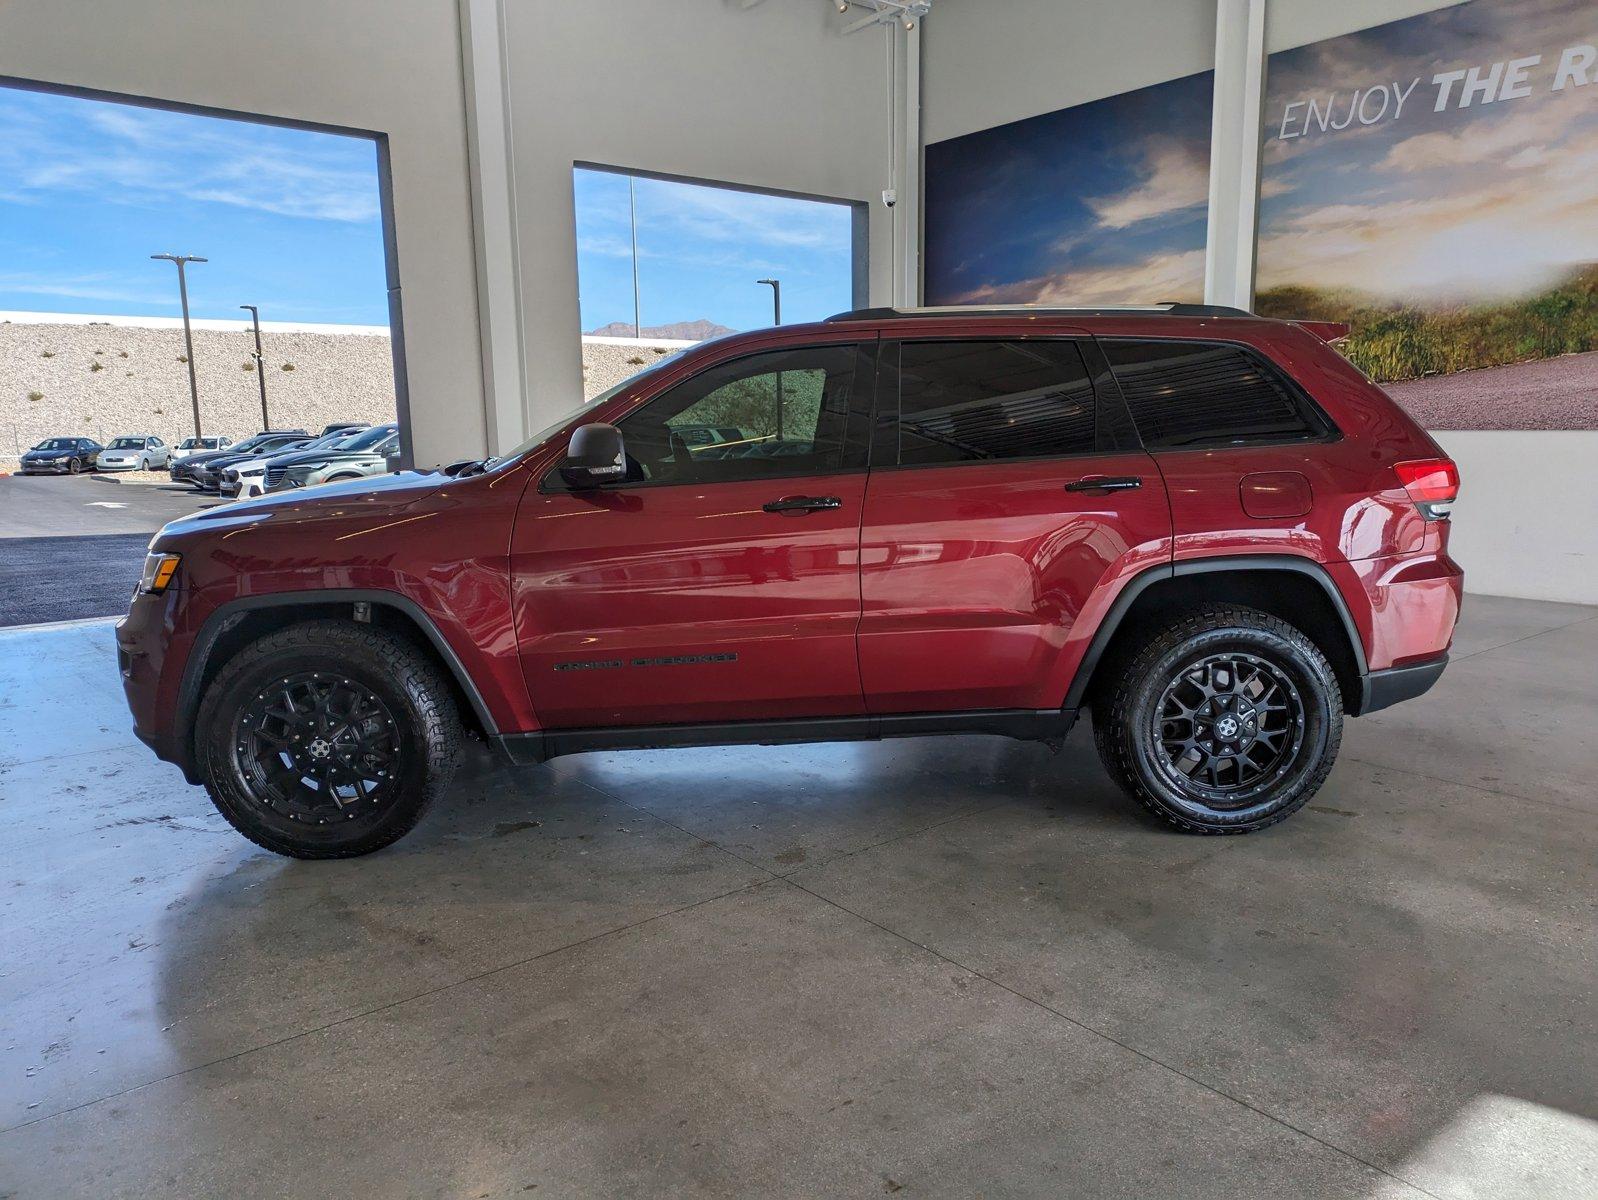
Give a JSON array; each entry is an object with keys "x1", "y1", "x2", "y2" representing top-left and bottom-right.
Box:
[
  {"x1": 1093, "y1": 606, "x2": 1342, "y2": 834},
  {"x1": 196, "y1": 620, "x2": 461, "y2": 858}
]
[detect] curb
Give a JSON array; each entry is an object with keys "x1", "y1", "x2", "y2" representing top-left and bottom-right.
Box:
[
  {"x1": 0, "y1": 614, "x2": 121, "y2": 636},
  {"x1": 90, "y1": 472, "x2": 186, "y2": 488}
]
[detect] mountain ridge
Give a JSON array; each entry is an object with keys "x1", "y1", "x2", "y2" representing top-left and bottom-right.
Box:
[{"x1": 586, "y1": 318, "x2": 736, "y2": 340}]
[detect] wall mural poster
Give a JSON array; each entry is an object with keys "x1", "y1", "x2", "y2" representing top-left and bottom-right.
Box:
[
  {"x1": 1259, "y1": 0, "x2": 1598, "y2": 430},
  {"x1": 924, "y1": 71, "x2": 1213, "y2": 308}
]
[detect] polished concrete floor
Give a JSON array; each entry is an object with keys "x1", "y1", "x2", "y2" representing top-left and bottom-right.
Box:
[{"x1": 2, "y1": 596, "x2": 1595, "y2": 1198}]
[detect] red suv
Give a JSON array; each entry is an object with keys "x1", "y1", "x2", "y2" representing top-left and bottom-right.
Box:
[{"x1": 117, "y1": 305, "x2": 1463, "y2": 858}]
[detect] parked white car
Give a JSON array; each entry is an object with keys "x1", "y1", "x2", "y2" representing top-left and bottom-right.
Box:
[
  {"x1": 169, "y1": 435, "x2": 233, "y2": 464},
  {"x1": 96, "y1": 435, "x2": 171, "y2": 471}
]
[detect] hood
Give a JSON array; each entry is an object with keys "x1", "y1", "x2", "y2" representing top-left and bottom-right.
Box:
[
  {"x1": 172, "y1": 447, "x2": 240, "y2": 468},
  {"x1": 155, "y1": 468, "x2": 447, "y2": 543},
  {"x1": 208, "y1": 448, "x2": 297, "y2": 471},
  {"x1": 24, "y1": 447, "x2": 74, "y2": 458},
  {"x1": 268, "y1": 446, "x2": 385, "y2": 469}
]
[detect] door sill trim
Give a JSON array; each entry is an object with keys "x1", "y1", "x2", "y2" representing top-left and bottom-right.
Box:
[{"x1": 496, "y1": 708, "x2": 1077, "y2": 765}]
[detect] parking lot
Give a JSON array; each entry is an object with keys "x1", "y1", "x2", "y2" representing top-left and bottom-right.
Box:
[{"x1": 0, "y1": 473, "x2": 214, "y2": 626}]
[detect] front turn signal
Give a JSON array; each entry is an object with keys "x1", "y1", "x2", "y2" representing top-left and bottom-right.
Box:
[{"x1": 139, "y1": 551, "x2": 182, "y2": 594}]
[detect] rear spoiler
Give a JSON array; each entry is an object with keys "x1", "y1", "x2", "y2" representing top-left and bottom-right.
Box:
[{"x1": 1291, "y1": 320, "x2": 1351, "y2": 344}]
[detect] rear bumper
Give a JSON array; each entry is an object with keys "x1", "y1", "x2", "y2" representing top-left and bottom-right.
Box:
[{"x1": 1360, "y1": 655, "x2": 1447, "y2": 715}]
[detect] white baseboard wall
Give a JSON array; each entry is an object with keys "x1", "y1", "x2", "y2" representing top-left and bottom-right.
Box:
[{"x1": 1434, "y1": 430, "x2": 1598, "y2": 606}]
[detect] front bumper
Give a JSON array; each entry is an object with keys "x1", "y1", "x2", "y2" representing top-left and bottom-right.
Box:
[
  {"x1": 20, "y1": 461, "x2": 72, "y2": 473},
  {"x1": 98, "y1": 461, "x2": 138, "y2": 471},
  {"x1": 117, "y1": 590, "x2": 197, "y2": 781}
]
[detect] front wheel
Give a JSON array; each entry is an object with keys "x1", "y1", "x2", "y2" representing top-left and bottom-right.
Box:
[
  {"x1": 1093, "y1": 606, "x2": 1343, "y2": 834},
  {"x1": 196, "y1": 620, "x2": 462, "y2": 857},
  {"x1": 68, "y1": 457, "x2": 82, "y2": 474}
]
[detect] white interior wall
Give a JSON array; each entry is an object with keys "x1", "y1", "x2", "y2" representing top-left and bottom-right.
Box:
[
  {"x1": 495, "y1": 0, "x2": 897, "y2": 435},
  {"x1": 921, "y1": 0, "x2": 1596, "y2": 604},
  {"x1": 0, "y1": 0, "x2": 487, "y2": 466}
]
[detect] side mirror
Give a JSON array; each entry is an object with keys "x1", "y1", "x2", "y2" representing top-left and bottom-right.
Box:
[{"x1": 558, "y1": 423, "x2": 626, "y2": 489}]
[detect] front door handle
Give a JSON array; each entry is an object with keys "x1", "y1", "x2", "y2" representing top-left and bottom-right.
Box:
[
  {"x1": 762, "y1": 495, "x2": 842, "y2": 514},
  {"x1": 1065, "y1": 476, "x2": 1142, "y2": 493}
]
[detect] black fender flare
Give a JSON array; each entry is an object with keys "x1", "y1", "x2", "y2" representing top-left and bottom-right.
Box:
[
  {"x1": 1061, "y1": 555, "x2": 1372, "y2": 714},
  {"x1": 175, "y1": 589, "x2": 502, "y2": 776}
]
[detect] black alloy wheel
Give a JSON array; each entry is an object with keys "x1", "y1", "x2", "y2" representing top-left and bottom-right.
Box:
[
  {"x1": 68, "y1": 456, "x2": 82, "y2": 474},
  {"x1": 233, "y1": 672, "x2": 405, "y2": 828},
  {"x1": 1094, "y1": 605, "x2": 1343, "y2": 834},
  {"x1": 197, "y1": 620, "x2": 461, "y2": 858},
  {"x1": 1151, "y1": 651, "x2": 1305, "y2": 803}
]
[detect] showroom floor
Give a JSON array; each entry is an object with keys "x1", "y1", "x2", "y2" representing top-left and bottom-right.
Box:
[{"x1": 2, "y1": 595, "x2": 1594, "y2": 1198}]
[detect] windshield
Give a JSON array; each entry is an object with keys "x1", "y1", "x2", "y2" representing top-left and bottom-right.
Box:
[
  {"x1": 34, "y1": 439, "x2": 74, "y2": 451},
  {"x1": 342, "y1": 424, "x2": 399, "y2": 451},
  {"x1": 483, "y1": 362, "x2": 676, "y2": 470},
  {"x1": 108, "y1": 437, "x2": 143, "y2": 450}
]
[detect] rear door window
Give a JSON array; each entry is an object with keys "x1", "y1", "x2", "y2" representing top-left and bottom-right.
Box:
[
  {"x1": 889, "y1": 340, "x2": 1097, "y2": 466},
  {"x1": 1100, "y1": 339, "x2": 1331, "y2": 450}
]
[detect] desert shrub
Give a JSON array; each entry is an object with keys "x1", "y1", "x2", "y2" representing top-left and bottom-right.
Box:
[
  {"x1": 40, "y1": 350, "x2": 54, "y2": 358},
  {"x1": 119, "y1": 350, "x2": 129, "y2": 358},
  {"x1": 27, "y1": 390, "x2": 43, "y2": 402},
  {"x1": 1257, "y1": 264, "x2": 1598, "y2": 382},
  {"x1": 627, "y1": 356, "x2": 646, "y2": 365},
  {"x1": 176, "y1": 355, "x2": 188, "y2": 363},
  {"x1": 89, "y1": 361, "x2": 105, "y2": 372},
  {"x1": 281, "y1": 362, "x2": 295, "y2": 371},
  {"x1": 242, "y1": 361, "x2": 255, "y2": 371}
]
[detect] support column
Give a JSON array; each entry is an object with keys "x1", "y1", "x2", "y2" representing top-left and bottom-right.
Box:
[
  {"x1": 458, "y1": 0, "x2": 529, "y2": 454},
  {"x1": 895, "y1": 20, "x2": 922, "y2": 307},
  {"x1": 1203, "y1": 0, "x2": 1266, "y2": 310}
]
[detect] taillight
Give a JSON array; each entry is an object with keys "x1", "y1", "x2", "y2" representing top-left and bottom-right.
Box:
[{"x1": 1394, "y1": 459, "x2": 1459, "y2": 520}]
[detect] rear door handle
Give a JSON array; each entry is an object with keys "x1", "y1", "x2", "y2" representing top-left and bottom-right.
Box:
[
  {"x1": 1065, "y1": 476, "x2": 1142, "y2": 493},
  {"x1": 762, "y1": 495, "x2": 842, "y2": 514}
]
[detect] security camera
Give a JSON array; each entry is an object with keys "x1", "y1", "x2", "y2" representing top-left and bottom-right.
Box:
[{"x1": 882, "y1": 188, "x2": 897, "y2": 208}]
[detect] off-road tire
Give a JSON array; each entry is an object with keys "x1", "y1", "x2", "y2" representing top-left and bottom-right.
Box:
[
  {"x1": 196, "y1": 619, "x2": 461, "y2": 858},
  {"x1": 1093, "y1": 605, "x2": 1343, "y2": 834}
]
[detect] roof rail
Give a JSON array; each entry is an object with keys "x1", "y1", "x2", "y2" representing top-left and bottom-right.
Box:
[{"x1": 823, "y1": 302, "x2": 1254, "y2": 322}]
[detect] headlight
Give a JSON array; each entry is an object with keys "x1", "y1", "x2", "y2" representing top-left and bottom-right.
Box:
[{"x1": 139, "y1": 551, "x2": 182, "y2": 594}]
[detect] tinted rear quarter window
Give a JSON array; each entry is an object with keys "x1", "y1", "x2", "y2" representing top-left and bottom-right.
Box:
[
  {"x1": 1102, "y1": 339, "x2": 1328, "y2": 450},
  {"x1": 894, "y1": 340, "x2": 1096, "y2": 465}
]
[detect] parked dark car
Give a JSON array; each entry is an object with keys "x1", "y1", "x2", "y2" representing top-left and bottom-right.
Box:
[
  {"x1": 19, "y1": 437, "x2": 103, "y2": 475},
  {"x1": 222, "y1": 426, "x2": 381, "y2": 497},
  {"x1": 263, "y1": 423, "x2": 401, "y2": 493},
  {"x1": 170, "y1": 430, "x2": 308, "y2": 490},
  {"x1": 120, "y1": 304, "x2": 1463, "y2": 859}
]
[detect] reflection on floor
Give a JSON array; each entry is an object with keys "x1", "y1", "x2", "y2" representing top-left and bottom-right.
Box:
[{"x1": 2, "y1": 595, "x2": 1595, "y2": 1198}]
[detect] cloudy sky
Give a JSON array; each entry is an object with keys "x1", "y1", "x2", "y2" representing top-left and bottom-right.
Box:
[
  {"x1": 923, "y1": 70, "x2": 1213, "y2": 307},
  {"x1": 1259, "y1": 0, "x2": 1598, "y2": 303},
  {"x1": 0, "y1": 86, "x2": 388, "y2": 324},
  {"x1": 573, "y1": 168, "x2": 854, "y2": 332}
]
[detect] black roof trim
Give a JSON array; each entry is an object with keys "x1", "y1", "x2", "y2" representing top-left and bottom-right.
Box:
[{"x1": 824, "y1": 303, "x2": 1253, "y2": 323}]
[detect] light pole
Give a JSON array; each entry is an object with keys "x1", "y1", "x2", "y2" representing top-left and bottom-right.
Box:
[
  {"x1": 151, "y1": 253, "x2": 207, "y2": 437},
  {"x1": 758, "y1": 278, "x2": 783, "y2": 437},
  {"x1": 757, "y1": 277, "x2": 781, "y2": 326},
  {"x1": 239, "y1": 304, "x2": 269, "y2": 430},
  {"x1": 628, "y1": 175, "x2": 642, "y2": 338}
]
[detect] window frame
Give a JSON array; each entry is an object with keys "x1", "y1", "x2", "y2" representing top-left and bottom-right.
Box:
[
  {"x1": 870, "y1": 336, "x2": 1123, "y2": 473},
  {"x1": 1095, "y1": 335, "x2": 1342, "y2": 454},
  {"x1": 540, "y1": 339, "x2": 879, "y2": 493}
]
